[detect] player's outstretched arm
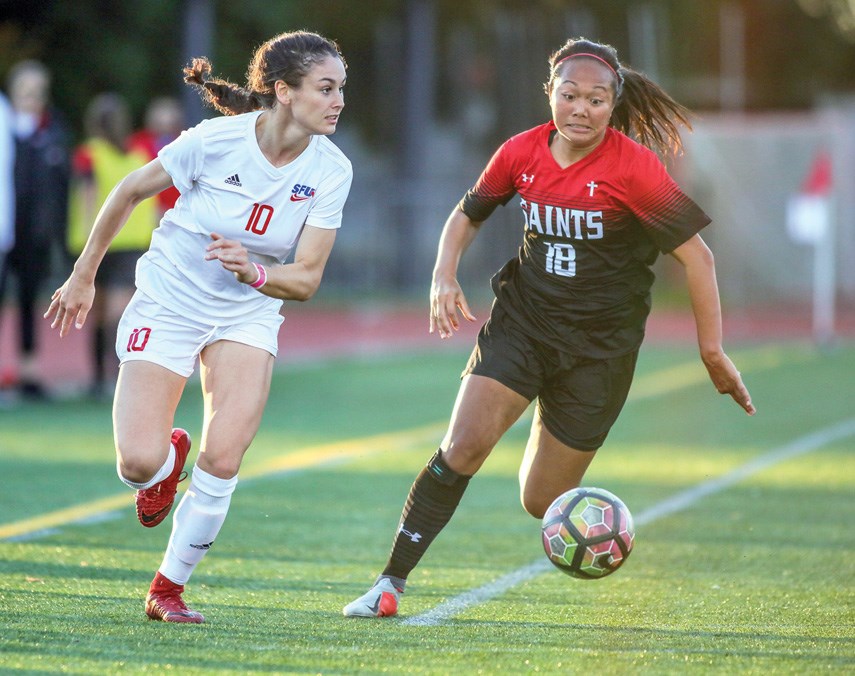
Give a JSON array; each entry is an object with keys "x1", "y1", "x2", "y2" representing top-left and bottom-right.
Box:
[
  {"x1": 44, "y1": 160, "x2": 174, "y2": 337},
  {"x1": 669, "y1": 234, "x2": 756, "y2": 415},
  {"x1": 430, "y1": 207, "x2": 481, "y2": 339}
]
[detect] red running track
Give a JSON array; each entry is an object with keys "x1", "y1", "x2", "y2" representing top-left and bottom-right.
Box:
[{"x1": 1, "y1": 302, "x2": 853, "y2": 390}]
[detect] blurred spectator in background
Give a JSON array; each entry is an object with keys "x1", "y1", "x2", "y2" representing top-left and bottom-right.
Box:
[
  {"x1": 0, "y1": 92, "x2": 14, "y2": 401},
  {"x1": 0, "y1": 60, "x2": 70, "y2": 400},
  {"x1": 0, "y1": 92, "x2": 14, "y2": 300},
  {"x1": 128, "y1": 97, "x2": 184, "y2": 216},
  {"x1": 68, "y1": 93, "x2": 156, "y2": 399}
]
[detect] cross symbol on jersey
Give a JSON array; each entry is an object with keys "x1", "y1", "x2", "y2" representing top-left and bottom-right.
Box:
[{"x1": 587, "y1": 180, "x2": 598, "y2": 196}]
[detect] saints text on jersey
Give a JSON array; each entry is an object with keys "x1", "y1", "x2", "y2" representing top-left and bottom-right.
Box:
[
  {"x1": 519, "y1": 197, "x2": 604, "y2": 240},
  {"x1": 520, "y1": 196, "x2": 603, "y2": 278}
]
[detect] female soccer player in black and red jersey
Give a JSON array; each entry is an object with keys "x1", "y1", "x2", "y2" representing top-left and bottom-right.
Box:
[{"x1": 343, "y1": 37, "x2": 755, "y2": 618}]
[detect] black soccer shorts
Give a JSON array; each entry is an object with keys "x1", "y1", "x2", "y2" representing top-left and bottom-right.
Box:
[{"x1": 462, "y1": 304, "x2": 638, "y2": 452}]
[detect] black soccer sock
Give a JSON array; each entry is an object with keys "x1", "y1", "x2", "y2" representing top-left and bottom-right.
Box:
[{"x1": 382, "y1": 449, "x2": 471, "y2": 581}]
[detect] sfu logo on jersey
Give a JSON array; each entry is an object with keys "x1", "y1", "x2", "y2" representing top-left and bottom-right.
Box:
[
  {"x1": 127, "y1": 327, "x2": 152, "y2": 352},
  {"x1": 290, "y1": 183, "x2": 316, "y2": 202}
]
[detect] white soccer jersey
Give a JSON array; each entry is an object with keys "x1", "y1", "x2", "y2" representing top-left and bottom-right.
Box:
[{"x1": 135, "y1": 110, "x2": 352, "y2": 323}]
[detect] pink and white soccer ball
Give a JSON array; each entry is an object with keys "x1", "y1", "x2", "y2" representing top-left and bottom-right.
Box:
[{"x1": 541, "y1": 486, "x2": 635, "y2": 579}]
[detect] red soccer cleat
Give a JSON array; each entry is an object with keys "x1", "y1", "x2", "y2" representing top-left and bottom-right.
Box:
[
  {"x1": 135, "y1": 428, "x2": 191, "y2": 528},
  {"x1": 145, "y1": 572, "x2": 205, "y2": 623}
]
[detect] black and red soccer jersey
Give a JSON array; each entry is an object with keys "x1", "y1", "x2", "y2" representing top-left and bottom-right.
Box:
[{"x1": 459, "y1": 122, "x2": 710, "y2": 358}]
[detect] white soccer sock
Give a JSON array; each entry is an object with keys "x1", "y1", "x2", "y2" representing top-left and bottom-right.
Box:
[
  {"x1": 158, "y1": 465, "x2": 238, "y2": 585},
  {"x1": 117, "y1": 444, "x2": 176, "y2": 490}
]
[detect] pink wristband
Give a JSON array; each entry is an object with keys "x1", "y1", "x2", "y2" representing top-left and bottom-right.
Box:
[{"x1": 249, "y1": 263, "x2": 267, "y2": 289}]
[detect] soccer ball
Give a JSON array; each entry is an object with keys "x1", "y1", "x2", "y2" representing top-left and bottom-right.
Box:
[{"x1": 541, "y1": 487, "x2": 635, "y2": 579}]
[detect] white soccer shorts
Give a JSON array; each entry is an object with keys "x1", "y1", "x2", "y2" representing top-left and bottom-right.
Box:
[{"x1": 116, "y1": 290, "x2": 283, "y2": 377}]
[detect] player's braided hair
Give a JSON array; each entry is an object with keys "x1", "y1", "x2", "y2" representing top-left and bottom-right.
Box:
[
  {"x1": 545, "y1": 38, "x2": 691, "y2": 157},
  {"x1": 183, "y1": 30, "x2": 346, "y2": 116}
]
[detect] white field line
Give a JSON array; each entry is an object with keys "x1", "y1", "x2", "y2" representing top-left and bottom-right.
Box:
[
  {"x1": 0, "y1": 344, "x2": 801, "y2": 541},
  {"x1": 401, "y1": 417, "x2": 855, "y2": 627}
]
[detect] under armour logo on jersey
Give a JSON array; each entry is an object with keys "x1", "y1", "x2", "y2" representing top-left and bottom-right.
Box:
[
  {"x1": 587, "y1": 180, "x2": 598, "y2": 196},
  {"x1": 521, "y1": 173, "x2": 535, "y2": 183},
  {"x1": 225, "y1": 173, "x2": 242, "y2": 187},
  {"x1": 398, "y1": 525, "x2": 422, "y2": 543}
]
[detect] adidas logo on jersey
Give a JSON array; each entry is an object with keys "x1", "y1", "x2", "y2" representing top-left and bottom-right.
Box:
[{"x1": 224, "y1": 173, "x2": 242, "y2": 187}]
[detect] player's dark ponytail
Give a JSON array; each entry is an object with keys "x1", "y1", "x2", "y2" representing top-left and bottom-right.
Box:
[
  {"x1": 183, "y1": 31, "x2": 345, "y2": 116},
  {"x1": 183, "y1": 57, "x2": 271, "y2": 116},
  {"x1": 611, "y1": 67, "x2": 692, "y2": 157}
]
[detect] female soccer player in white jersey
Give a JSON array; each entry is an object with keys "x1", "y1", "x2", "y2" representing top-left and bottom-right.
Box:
[
  {"x1": 343, "y1": 37, "x2": 755, "y2": 618},
  {"x1": 45, "y1": 31, "x2": 352, "y2": 623}
]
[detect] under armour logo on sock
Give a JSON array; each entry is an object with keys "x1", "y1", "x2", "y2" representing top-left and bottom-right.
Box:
[{"x1": 398, "y1": 525, "x2": 422, "y2": 542}]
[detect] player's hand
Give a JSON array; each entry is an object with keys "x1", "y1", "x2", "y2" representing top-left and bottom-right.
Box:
[
  {"x1": 430, "y1": 274, "x2": 476, "y2": 339},
  {"x1": 43, "y1": 273, "x2": 96, "y2": 338},
  {"x1": 205, "y1": 233, "x2": 258, "y2": 284},
  {"x1": 701, "y1": 350, "x2": 756, "y2": 415}
]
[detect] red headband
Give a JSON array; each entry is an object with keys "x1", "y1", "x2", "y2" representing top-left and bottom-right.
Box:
[{"x1": 553, "y1": 52, "x2": 618, "y2": 77}]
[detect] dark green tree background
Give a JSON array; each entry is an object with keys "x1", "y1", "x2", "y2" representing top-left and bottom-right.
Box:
[{"x1": 1, "y1": 0, "x2": 853, "y2": 143}]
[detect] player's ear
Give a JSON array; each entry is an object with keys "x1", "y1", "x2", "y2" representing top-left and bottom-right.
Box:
[{"x1": 274, "y1": 80, "x2": 291, "y2": 104}]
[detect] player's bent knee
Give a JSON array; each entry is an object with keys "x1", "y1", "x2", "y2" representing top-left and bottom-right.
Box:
[
  {"x1": 114, "y1": 434, "x2": 169, "y2": 483},
  {"x1": 116, "y1": 455, "x2": 163, "y2": 484},
  {"x1": 523, "y1": 502, "x2": 548, "y2": 520},
  {"x1": 195, "y1": 454, "x2": 240, "y2": 480},
  {"x1": 520, "y1": 491, "x2": 550, "y2": 519},
  {"x1": 442, "y1": 444, "x2": 492, "y2": 476},
  {"x1": 443, "y1": 430, "x2": 498, "y2": 474}
]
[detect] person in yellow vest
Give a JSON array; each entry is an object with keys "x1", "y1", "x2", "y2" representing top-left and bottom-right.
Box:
[{"x1": 69, "y1": 93, "x2": 156, "y2": 398}]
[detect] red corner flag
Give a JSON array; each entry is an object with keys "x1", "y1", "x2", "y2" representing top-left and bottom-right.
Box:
[
  {"x1": 801, "y1": 151, "x2": 832, "y2": 196},
  {"x1": 787, "y1": 150, "x2": 832, "y2": 244}
]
